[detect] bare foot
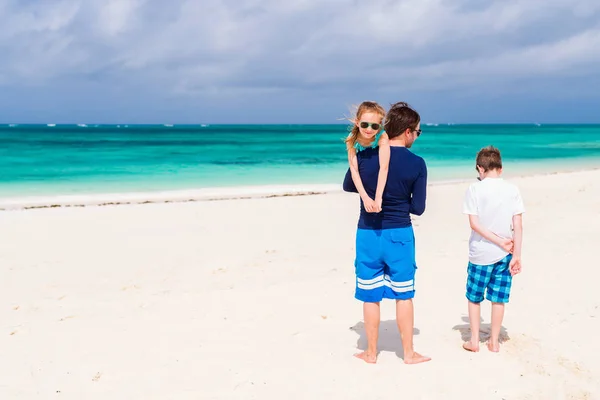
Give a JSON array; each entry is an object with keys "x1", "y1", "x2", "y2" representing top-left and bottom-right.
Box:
[
  {"x1": 404, "y1": 352, "x2": 431, "y2": 364},
  {"x1": 487, "y1": 341, "x2": 500, "y2": 353},
  {"x1": 462, "y1": 341, "x2": 479, "y2": 352},
  {"x1": 354, "y1": 351, "x2": 377, "y2": 364}
]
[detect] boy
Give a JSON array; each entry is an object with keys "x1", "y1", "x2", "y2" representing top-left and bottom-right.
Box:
[{"x1": 462, "y1": 146, "x2": 525, "y2": 353}]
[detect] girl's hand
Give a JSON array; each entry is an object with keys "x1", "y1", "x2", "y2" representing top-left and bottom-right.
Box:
[
  {"x1": 374, "y1": 196, "x2": 383, "y2": 213},
  {"x1": 362, "y1": 197, "x2": 377, "y2": 213}
]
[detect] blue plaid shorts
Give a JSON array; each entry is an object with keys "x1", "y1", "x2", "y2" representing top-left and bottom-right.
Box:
[{"x1": 466, "y1": 254, "x2": 513, "y2": 304}]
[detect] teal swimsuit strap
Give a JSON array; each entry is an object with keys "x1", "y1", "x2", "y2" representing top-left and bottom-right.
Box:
[{"x1": 353, "y1": 130, "x2": 384, "y2": 152}]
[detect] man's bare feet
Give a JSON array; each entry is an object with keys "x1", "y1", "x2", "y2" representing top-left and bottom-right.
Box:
[
  {"x1": 403, "y1": 352, "x2": 431, "y2": 364},
  {"x1": 354, "y1": 351, "x2": 377, "y2": 364},
  {"x1": 487, "y1": 341, "x2": 500, "y2": 353},
  {"x1": 462, "y1": 341, "x2": 479, "y2": 352}
]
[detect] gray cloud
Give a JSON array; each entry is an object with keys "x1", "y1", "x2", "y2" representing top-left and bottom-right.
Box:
[{"x1": 0, "y1": 0, "x2": 599, "y2": 122}]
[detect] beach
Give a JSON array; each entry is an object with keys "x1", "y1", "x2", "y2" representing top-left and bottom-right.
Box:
[{"x1": 1, "y1": 169, "x2": 599, "y2": 399}]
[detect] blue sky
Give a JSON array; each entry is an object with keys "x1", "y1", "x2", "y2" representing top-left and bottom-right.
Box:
[{"x1": 1, "y1": 0, "x2": 599, "y2": 124}]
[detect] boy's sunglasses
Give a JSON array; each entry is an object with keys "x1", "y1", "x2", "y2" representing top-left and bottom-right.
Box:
[
  {"x1": 414, "y1": 129, "x2": 422, "y2": 137},
  {"x1": 359, "y1": 122, "x2": 381, "y2": 130}
]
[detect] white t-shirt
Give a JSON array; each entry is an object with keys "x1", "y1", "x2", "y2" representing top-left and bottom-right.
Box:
[{"x1": 462, "y1": 178, "x2": 525, "y2": 265}]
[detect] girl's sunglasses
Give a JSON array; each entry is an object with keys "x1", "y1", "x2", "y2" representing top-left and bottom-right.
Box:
[{"x1": 359, "y1": 122, "x2": 381, "y2": 130}]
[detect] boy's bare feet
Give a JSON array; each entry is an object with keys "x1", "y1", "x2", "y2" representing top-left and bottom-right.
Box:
[
  {"x1": 487, "y1": 341, "x2": 500, "y2": 352},
  {"x1": 354, "y1": 351, "x2": 377, "y2": 364},
  {"x1": 462, "y1": 341, "x2": 479, "y2": 352},
  {"x1": 403, "y1": 352, "x2": 431, "y2": 364}
]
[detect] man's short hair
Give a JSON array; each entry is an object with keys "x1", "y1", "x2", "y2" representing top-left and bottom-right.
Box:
[
  {"x1": 476, "y1": 146, "x2": 503, "y2": 172},
  {"x1": 384, "y1": 102, "x2": 420, "y2": 139}
]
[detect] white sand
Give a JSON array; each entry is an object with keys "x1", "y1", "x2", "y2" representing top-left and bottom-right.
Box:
[{"x1": 1, "y1": 170, "x2": 599, "y2": 399}]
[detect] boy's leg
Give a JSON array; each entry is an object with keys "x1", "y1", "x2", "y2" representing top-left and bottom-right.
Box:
[
  {"x1": 464, "y1": 300, "x2": 482, "y2": 352},
  {"x1": 464, "y1": 262, "x2": 492, "y2": 352},
  {"x1": 355, "y1": 302, "x2": 380, "y2": 363},
  {"x1": 486, "y1": 255, "x2": 513, "y2": 352},
  {"x1": 353, "y1": 228, "x2": 385, "y2": 363},
  {"x1": 488, "y1": 302, "x2": 505, "y2": 352}
]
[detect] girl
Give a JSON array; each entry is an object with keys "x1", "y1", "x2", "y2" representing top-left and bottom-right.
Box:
[{"x1": 345, "y1": 101, "x2": 390, "y2": 213}]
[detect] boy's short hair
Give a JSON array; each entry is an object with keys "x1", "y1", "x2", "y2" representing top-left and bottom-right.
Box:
[
  {"x1": 384, "y1": 102, "x2": 420, "y2": 139},
  {"x1": 476, "y1": 146, "x2": 502, "y2": 172}
]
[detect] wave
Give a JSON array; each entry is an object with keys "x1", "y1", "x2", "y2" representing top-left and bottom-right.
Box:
[{"x1": 0, "y1": 184, "x2": 341, "y2": 210}]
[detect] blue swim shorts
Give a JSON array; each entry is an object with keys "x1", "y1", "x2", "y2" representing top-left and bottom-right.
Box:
[
  {"x1": 466, "y1": 254, "x2": 513, "y2": 304},
  {"x1": 354, "y1": 227, "x2": 417, "y2": 303}
]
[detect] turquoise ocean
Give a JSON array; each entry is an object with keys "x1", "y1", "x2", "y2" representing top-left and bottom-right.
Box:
[{"x1": 1, "y1": 124, "x2": 600, "y2": 199}]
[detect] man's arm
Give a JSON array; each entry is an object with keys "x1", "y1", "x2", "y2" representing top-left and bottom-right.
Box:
[
  {"x1": 342, "y1": 167, "x2": 357, "y2": 193},
  {"x1": 409, "y1": 159, "x2": 427, "y2": 215}
]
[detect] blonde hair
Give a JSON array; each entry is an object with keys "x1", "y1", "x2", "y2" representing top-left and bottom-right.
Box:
[{"x1": 344, "y1": 101, "x2": 386, "y2": 151}]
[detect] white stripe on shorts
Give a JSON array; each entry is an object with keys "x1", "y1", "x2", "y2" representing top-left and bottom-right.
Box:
[
  {"x1": 384, "y1": 281, "x2": 414, "y2": 293},
  {"x1": 357, "y1": 280, "x2": 386, "y2": 290},
  {"x1": 384, "y1": 275, "x2": 414, "y2": 288},
  {"x1": 357, "y1": 275, "x2": 385, "y2": 285}
]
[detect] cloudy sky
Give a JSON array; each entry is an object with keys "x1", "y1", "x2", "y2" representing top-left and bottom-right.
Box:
[{"x1": 1, "y1": 0, "x2": 599, "y2": 124}]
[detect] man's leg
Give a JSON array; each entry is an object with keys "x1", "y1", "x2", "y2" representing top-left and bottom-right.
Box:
[
  {"x1": 381, "y1": 227, "x2": 430, "y2": 364},
  {"x1": 353, "y1": 228, "x2": 385, "y2": 363},
  {"x1": 396, "y1": 299, "x2": 431, "y2": 364},
  {"x1": 463, "y1": 300, "x2": 481, "y2": 352},
  {"x1": 488, "y1": 302, "x2": 504, "y2": 352},
  {"x1": 354, "y1": 301, "x2": 380, "y2": 363}
]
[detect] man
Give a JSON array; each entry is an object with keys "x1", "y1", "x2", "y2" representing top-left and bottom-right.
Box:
[{"x1": 343, "y1": 102, "x2": 430, "y2": 364}]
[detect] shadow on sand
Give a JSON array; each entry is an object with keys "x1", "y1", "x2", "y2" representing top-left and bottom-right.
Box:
[
  {"x1": 349, "y1": 320, "x2": 420, "y2": 359},
  {"x1": 452, "y1": 316, "x2": 510, "y2": 344}
]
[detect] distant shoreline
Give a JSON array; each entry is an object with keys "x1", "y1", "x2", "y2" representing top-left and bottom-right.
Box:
[
  {"x1": 2, "y1": 123, "x2": 600, "y2": 126},
  {"x1": 1, "y1": 166, "x2": 598, "y2": 211}
]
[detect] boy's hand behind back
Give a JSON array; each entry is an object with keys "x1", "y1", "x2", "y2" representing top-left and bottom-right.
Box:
[
  {"x1": 509, "y1": 257, "x2": 522, "y2": 276},
  {"x1": 499, "y1": 238, "x2": 514, "y2": 253}
]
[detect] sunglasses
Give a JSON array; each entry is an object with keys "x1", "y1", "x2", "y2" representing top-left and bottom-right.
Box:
[
  {"x1": 359, "y1": 122, "x2": 381, "y2": 130},
  {"x1": 414, "y1": 129, "x2": 422, "y2": 137}
]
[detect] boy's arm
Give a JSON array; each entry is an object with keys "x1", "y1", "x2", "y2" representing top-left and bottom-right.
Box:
[
  {"x1": 463, "y1": 185, "x2": 512, "y2": 252},
  {"x1": 374, "y1": 134, "x2": 390, "y2": 209},
  {"x1": 509, "y1": 187, "x2": 525, "y2": 274},
  {"x1": 468, "y1": 215, "x2": 513, "y2": 252},
  {"x1": 509, "y1": 214, "x2": 523, "y2": 274},
  {"x1": 409, "y1": 159, "x2": 427, "y2": 215}
]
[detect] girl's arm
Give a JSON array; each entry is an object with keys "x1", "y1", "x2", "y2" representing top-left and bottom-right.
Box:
[
  {"x1": 374, "y1": 133, "x2": 390, "y2": 212},
  {"x1": 348, "y1": 149, "x2": 375, "y2": 212}
]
